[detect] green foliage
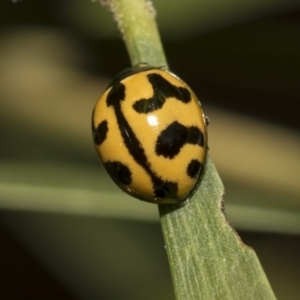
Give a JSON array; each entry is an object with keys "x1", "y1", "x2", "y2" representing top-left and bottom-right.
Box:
[{"x1": 160, "y1": 158, "x2": 276, "y2": 299}]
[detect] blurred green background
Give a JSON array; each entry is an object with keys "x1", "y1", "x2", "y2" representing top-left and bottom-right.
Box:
[{"x1": 0, "y1": 0, "x2": 299, "y2": 299}]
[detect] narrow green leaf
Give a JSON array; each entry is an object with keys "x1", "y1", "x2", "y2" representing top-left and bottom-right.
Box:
[
  {"x1": 160, "y1": 157, "x2": 276, "y2": 299},
  {"x1": 102, "y1": 0, "x2": 276, "y2": 299}
]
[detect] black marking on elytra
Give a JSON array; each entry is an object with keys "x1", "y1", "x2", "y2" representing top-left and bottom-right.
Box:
[
  {"x1": 155, "y1": 122, "x2": 187, "y2": 159},
  {"x1": 187, "y1": 159, "x2": 202, "y2": 179},
  {"x1": 106, "y1": 82, "x2": 150, "y2": 169},
  {"x1": 93, "y1": 120, "x2": 108, "y2": 146},
  {"x1": 155, "y1": 121, "x2": 204, "y2": 159},
  {"x1": 105, "y1": 161, "x2": 132, "y2": 185},
  {"x1": 188, "y1": 126, "x2": 204, "y2": 147},
  {"x1": 106, "y1": 81, "x2": 178, "y2": 200},
  {"x1": 133, "y1": 73, "x2": 191, "y2": 114},
  {"x1": 154, "y1": 180, "x2": 178, "y2": 199},
  {"x1": 106, "y1": 81, "x2": 126, "y2": 107}
]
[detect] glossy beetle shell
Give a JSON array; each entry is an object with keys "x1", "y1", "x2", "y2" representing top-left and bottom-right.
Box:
[{"x1": 92, "y1": 66, "x2": 207, "y2": 204}]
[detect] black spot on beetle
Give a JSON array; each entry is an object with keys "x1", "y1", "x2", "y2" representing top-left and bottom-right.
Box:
[
  {"x1": 156, "y1": 122, "x2": 188, "y2": 159},
  {"x1": 153, "y1": 179, "x2": 178, "y2": 200},
  {"x1": 187, "y1": 159, "x2": 202, "y2": 179},
  {"x1": 106, "y1": 81, "x2": 126, "y2": 107},
  {"x1": 188, "y1": 126, "x2": 204, "y2": 147},
  {"x1": 104, "y1": 161, "x2": 132, "y2": 185},
  {"x1": 155, "y1": 122, "x2": 204, "y2": 159},
  {"x1": 93, "y1": 120, "x2": 108, "y2": 146},
  {"x1": 133, "y1": 73, "x2": 191, "y2": 114}
]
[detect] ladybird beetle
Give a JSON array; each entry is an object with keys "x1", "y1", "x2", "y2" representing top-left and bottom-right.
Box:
[{"x1": 92, "y1": 65, "x2": 207, "y2": 204}]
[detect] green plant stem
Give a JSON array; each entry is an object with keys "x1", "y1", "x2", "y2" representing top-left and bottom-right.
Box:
[
  {"x1": 102, "y1": 0, "x2": 167, "y2": 67},
  {"x1": 103, "y1": 0, "x2": 277, "y2": 299}
]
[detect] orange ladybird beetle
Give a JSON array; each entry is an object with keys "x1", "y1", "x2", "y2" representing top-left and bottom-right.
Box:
[{"x1": 92, "y1": 64, "x2": 208, "y2": 204}]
